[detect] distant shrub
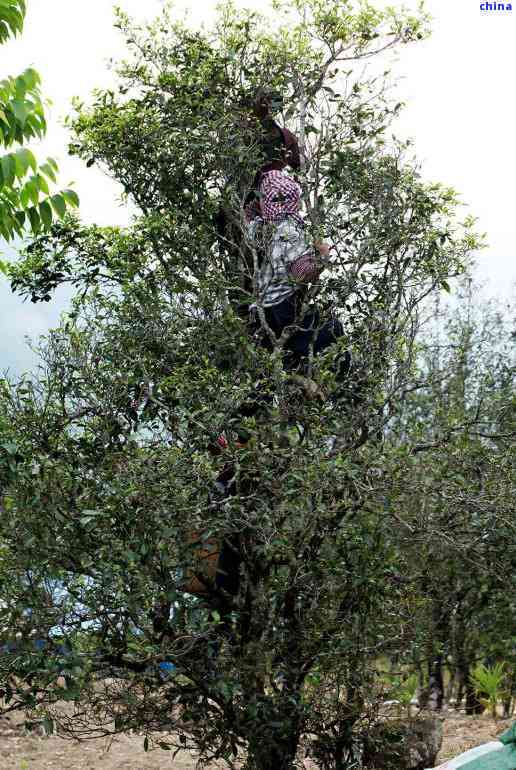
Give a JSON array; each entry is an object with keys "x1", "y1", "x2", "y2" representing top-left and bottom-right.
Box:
[{"x1": 470, "y1": 662, "x2": 508, "y2": 719}]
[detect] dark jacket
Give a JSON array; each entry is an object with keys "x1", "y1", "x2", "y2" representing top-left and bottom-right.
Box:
[{"x1": 247, "y1": 124, "x2": 301, "y2": 204}]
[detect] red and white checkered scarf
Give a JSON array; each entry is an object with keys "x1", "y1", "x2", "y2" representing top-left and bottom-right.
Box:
[{"x1": 259, "y1": 170, "x2": 303, "y2": 225}]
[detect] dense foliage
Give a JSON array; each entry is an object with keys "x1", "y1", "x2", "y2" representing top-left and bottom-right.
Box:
[
  {"x1": 388, "y1": 286, "x2": 515, "y2": 715},
  {"x1": 0, "y1": 0, "x2": 78, "y2": 260},
  {"x1": 0, "y1": 2, "x2": 513, "y2": 769}
]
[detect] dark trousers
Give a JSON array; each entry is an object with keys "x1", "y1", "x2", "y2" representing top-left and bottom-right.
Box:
[
  {"x1": 236, "y1": 293, "x2": 351, "y2": 423},
  {"x1": 261, "y1": 293, "x2": 351, "y2": 378}
]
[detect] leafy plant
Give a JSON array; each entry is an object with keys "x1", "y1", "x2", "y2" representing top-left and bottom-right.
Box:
[
  {"x1": 389, "y1": 672, "x2": 419, "y2": 717},
  {"x1": 0, "y1": 0, "x2": 25, "y2": 43},
  {"x1": 470, "y1": 662, "x2": 508, "y2": 719},
  {"x1": 0, "y1": 0, "x2": 78, "y2": 251}
]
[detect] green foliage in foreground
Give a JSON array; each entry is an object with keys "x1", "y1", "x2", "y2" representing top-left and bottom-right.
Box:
[
  {"x1": 0, "y1": 0, "x2": 25, "y2": 43},
  {"x1": 0, "y1": 1, "x2": 513, "y2": 769},
  {"x1": 0, "y1": 0, "x2": 78, "y2": 258}
]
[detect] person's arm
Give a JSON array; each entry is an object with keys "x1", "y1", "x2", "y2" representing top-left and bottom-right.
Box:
[{"x1": 282, "y1": 128, "x2": 301, "y2": 171}]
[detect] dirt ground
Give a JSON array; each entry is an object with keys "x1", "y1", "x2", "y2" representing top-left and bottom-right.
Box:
[{"x1": 0, "y1": 710, "x2": 512, "y2": 769}]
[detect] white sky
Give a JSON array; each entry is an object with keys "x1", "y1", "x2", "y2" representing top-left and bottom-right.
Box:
[{"x1": 1, "y1": 0, "x2": 515, "y2": 374}]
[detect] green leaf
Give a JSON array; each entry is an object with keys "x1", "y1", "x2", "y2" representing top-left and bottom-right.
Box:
[
  {"x1": 15, "y1": 74, "x2": 27, "y2": 96},
  {"x1": 50, "y1": 193, "x2": 66, "y2": 218},
  {"x1": 13, "y1": 152, "x2": 26, "y2": 179},
  {"x1": 80, "y1": 508, "x2": 102, "y2": 525},
  {"x1": 19, "y1": 182, "x2": 30, "y2": 208},
  {"x1": 25, "y1": 178, "x2": 39, "y2": 206},
  {"x1": 0, "y1": 5, "x2": 24, "y2": 40},
  {"x1": 36, "y1": 173, "x2": 49, "y2": 195},
  {"x1": 27, "y1": 205, "x2": 40, "y2": 233},
  {"x1": 62, "y1": 188, "x2": 79, "y2": 207},
  {"x1": 24, "y1": 147, "x2": 37, "y2": 172},
  {"x1": 10, "y1": 98, "x2": 28, "y2": 126},
  {"x1": 39, "y1": 161, "x2": 57, "y2": 183},
  {"x1": 39, "y1": 199, "x2": 52, "y2": 229},
  {"x1": 0, "y1": 22, "x2": 8, "y2": 45},
  {"x1": 47, "y1": 156, "x2": 58, "y2": 172},
  {"x1": 13, "y1": 147, "x2": 31, "y2": 177},
  {"x1": 20, "y1": 67, "x2": 40, "y2": 91},
  {"x1": 144, "y1": 736, "x2": 149, "y2": 752},
  {"x1": 0, "y1": 219, "x2": 14, "y2": 240},
  {"x1": 14, "y1": 209, "x2": 25, "y2": 228},
  {"x1": 1, "y1": 153, "x2": 15, "y2": 185}
]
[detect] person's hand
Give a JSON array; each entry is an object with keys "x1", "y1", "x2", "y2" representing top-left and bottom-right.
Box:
[
  {"x1": 253, "y1": 94, "x2": 271, "y2": 121},
  {"x1": 314, "y1": 241, "x2": 331, "y2": 259}
]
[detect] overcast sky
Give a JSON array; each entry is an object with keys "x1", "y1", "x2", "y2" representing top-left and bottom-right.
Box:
[{"x1": 1, "y1": 0, "x2": 515, "y2": 375}]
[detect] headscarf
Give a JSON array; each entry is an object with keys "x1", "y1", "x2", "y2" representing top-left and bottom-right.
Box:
[{"x1": 259, "y1": 170, "x2": 303, "y2": 226}]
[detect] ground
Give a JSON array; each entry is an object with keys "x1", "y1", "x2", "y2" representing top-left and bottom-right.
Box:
[{"x1": 0, "y1": 711, "x2": 512, "y2": 769}]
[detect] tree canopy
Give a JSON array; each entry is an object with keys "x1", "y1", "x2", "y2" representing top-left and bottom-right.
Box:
[{"x1": 0, "y1": 2, "x2": 513, "y2": 770}]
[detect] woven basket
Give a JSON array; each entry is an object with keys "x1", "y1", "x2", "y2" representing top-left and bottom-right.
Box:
[{"x1": 181, "y1": 531, "x2": 221, "y2": 595}]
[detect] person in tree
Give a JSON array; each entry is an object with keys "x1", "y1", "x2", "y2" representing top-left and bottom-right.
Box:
[
  {"x1": 196, "y1": 109, "x2": 349, "y2": 613},
  {"x1": 211, "y1": 169, "x2": 351, "y2": 458},
  {"x1": 215, "y1": 88, "x2": 301, "y2": 318},
  {"x1": 246, "y1": 169, "x2": 351, "y2": 384},
  {"x1": 197, "y1": 169, "x2": 352, "y2": 623},
  {"x1": 242, "y1": 88, "x2": 301, "y2": 219}
]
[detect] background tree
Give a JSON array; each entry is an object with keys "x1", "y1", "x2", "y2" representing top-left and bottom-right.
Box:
[
  {"x1": 387, "y1": 282, "x2": 515, "y2": 714},
  {"x1": 0, "y1": 2, "x2": 501, "y2": 770}
]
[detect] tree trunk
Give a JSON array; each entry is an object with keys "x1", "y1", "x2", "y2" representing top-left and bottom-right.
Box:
[
  {"x1": 335, "y1": 727, "x2": 355, "y2": 770},
  {"x1": 428, "y1": 652, "x2": 444, "y2": 711},
  {"x1": 464, "y1": 678, "x2": 484, "y2": 715},
  {"x1": 457, "y1": 653, "x2": 484, "y2": 717},
  {"x1": 249, "y1": 743, "x2": 298, "y2": 770},
  {"x1": 245, "y1": 691, "x2": 301, "y2": 770},
  {"x1": 502, "y1": 695, "x2": 514, "y2": 719},
  {"x1": 425, "y1": 598, "x2": 450, "y2": 711},
  {"x1": 466, "y1": 682, "x2": 484, "y2": 716},
  {"x1": 414, "y1": 657, "x2": 427, "y2": 708},
  {"x1": 455, "y1": 629, "x2": 469, "y2": 713},
  {"x1": 444, "y1": 666, "x2": 457, "y2": 705},
  {"x1": 247, "y1": 723, "x2": 299, "y2": 770},
  {"x1": 455, "y1": 649, "x2": 483, "y2": 714},
  {"x1": 334, "y1": 673, "x2": 364, "y2": 769}
]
